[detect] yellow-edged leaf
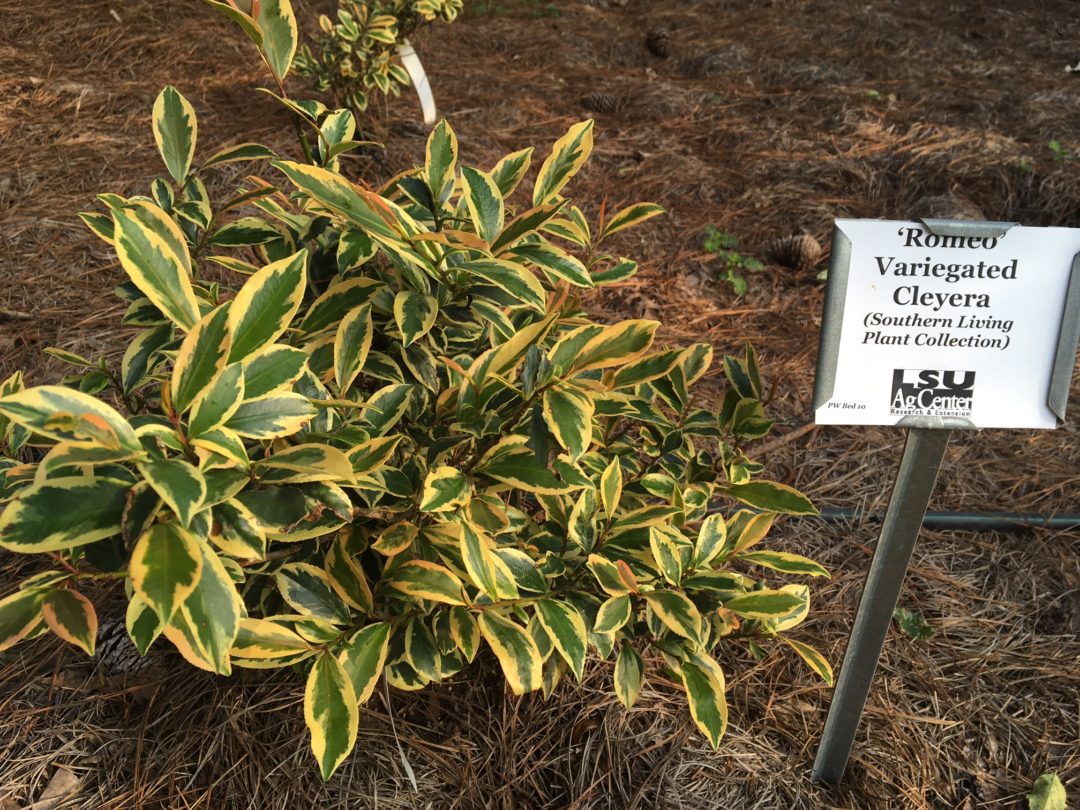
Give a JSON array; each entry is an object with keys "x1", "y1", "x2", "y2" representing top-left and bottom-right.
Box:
[
  {"x1": 42, "y1": 589, "x2": 98, "y2": 656},
  {"x1": 387, "y1": 560, "x2": 466, "y2": 605},
  {"x1": 477, "y1": 611, "x2": 542, "y2": 695},
  {"x1": 305, "y1": 651, "x2": 359, "y2": 781},
  {"x1": 153, "y1": 85, "x2": 197, "y2": 183},
  {"x1": 112, "y1": 201, "x2": 200, "y2": 331},
  {"x1": 782, "y1": 637, "x2": 834, "y2": 686},
  {"x1": 643, "y1": 590, "x2": 701, "y2": 644},
  {"x1": 419, "y1": 466, "x2": 472, "y2": 513},
  {"x1": 533, "y1": 120, "x2": 594, "y2": 206},
  {"x1": 0, "y1": 476, "x2": 129, "y2": 553},
  {"x1": 227, "y1": 250, "x2": 308, "y2": 362},
  {"x1": 130, "y1": 522, "x2": 203, "y2": 624},
  {"x1": 338, "y1": 622, "x2": 390, "y2": 704},
  {"x1": 333, "y1": 304, "x2": 373, "y2": 393},
  {"x1": 534, "y1": 599, "x2": 588, "y2": 680}
]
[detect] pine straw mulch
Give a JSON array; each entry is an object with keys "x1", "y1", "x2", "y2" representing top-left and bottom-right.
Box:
[{"x1": 2, "y1": 0, "x2": 1080, "y2": 807}]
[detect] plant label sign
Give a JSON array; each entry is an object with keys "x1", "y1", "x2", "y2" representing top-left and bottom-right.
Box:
[{"x1": 814, "y1": 219, "x2": 1080, "y2": 429}]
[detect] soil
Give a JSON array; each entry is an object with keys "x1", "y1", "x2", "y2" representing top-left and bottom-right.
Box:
[{"x1": 1, "y1": 0, "x2": 1079, "y2": 807}]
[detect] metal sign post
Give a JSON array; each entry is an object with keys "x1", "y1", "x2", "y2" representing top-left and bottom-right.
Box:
[
  {"x1": 811, "y1": 427, "x2": 950, "y2": 782},
  {"x1": 809, "y1": 218, "x2": 1080, "y2": 784}
]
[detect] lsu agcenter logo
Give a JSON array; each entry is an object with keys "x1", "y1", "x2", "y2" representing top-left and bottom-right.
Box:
[{"x1": 890, "y1": 370, "x2": 975, "y2": 417}]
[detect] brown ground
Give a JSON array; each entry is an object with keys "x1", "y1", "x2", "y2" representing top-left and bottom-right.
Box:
[{"x1": 2, "y1": 0, "x2": 1080, "y2": 807}]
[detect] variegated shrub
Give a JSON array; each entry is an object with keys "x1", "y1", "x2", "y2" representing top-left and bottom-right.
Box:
[
  {"x1": 0, "y1": 0, "x2": 830, "y2": 780},
  {"x1": 294, "y1": 0, "x2": 462, "y2": 115}
]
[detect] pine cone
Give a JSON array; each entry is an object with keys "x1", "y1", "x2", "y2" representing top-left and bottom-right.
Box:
[
  {"x1": 94, "y1": 618, "x2": 163, "y2": 677},
  {"x1": 645, "y1": 26, "x2": 671, "y2": 58},
  {"x1": 582, "y1": 92, "x2": 622, "y2": 114},
  {"x1": 765, "y1": 234, "x2": 822, "y2": 273}
]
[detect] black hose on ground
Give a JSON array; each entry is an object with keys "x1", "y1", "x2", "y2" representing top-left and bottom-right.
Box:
[{"x1": 817, "y1": 506, "x2": 1080, "y2": 532}]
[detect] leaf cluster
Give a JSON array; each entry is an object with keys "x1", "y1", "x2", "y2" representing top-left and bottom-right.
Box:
[
  {"x1": 295, "y1": 0, "x2": 463, "y2": 115},
  {"x1": 0, "y1": 2, "x2": 829, "y2": 780},
  {"x1": 703, "y1": 224, "x2": 765, "y2": 296}
]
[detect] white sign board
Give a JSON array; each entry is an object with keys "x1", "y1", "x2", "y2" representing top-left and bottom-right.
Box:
[{"x1": 815, "y1": 220, "x2": 1080, "y2": 429}]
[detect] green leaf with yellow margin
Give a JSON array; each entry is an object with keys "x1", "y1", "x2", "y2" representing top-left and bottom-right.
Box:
[
  {"x1": 489, "y1": 146, "x2": 533, "y2": 197},
  {"x1": 152, "y1": 86, "x2": 197, "y2": 183},
  {"x1": 387, "y1": 561, "x2": 466, "y2": 606},
  {"x1": 338, "y1": 622, "x2": 390, "y2": 704},
  {"x1": 535, "y1": 599, "x2": 588, "y2": 680},
  {"x1": 172, "y1": 303, "x2": 232, "y2": 415},
  {"x1": 730, "y1": 511, "x2": 775, "y2": 555},
  {"x1": 299, "y1": 276, "x2": 381, "y2": 334},
  {"x1": 334, "y1": 304, "x2": 373, "y2": 393},
  {"x1": 693, "y1": 513, "x2": 727, "y2": 568},
  {"x1": 723, "y1": 589, "x2": 805, "y2": 619},
  {"x1": 120, "y1": 323, "x2": 171, "y2": 394},
  {"x1": 126, "y1": 593, "x2": 164, "y2": 656},
  {"x1": 255, "y1": 0, "x2": 298, "y2": 81},
  {"x1": 210, "y1": 499, "x2": 266, "y2": 559},
  {"x1": 393, "y1": 291, "x2": 437, "y2": 348},
  {"x1": 542, "y1": 383, "x2": 594, "y2": 461},
  {"x1": 242, "y1": 344, "x2": 308, "y2": 397},
  {"x1": 461, "y1": 166, "x2": 504, "y2": 243},
  {"x1": 679, "y1": 653, "x2": 728, "y2": 749},
  {"x1": 405, "y1": 617, "x2": 441, "y2": 681},
  {"x1": 420, "y1": 466, "x2": 472, "y2": 513},
  {"x1": 649, "y1": 526, "x2": 684, "y2": 585},
  {"x1": 205, "y1": 0, "x2": 263, "y2": 47},
  {"x1": 276, "y1": 563, "x2": 352, "y2": 624},
  {"x1": 112, "y1": 201, "x2": 200, "y2": 331},
  {"x1": 425, "y1": 120, "x2": 458, "y2": 203},
  {"x1": 225, "y1": 393, "x2": 316, "y2": 439},
  {"x1": 599, "y1": 202, "x2": 664, "y2": 242},
  {"x1": 477, "y1": 611, "x2": 542, "y2": 695},
  {"x1": 325, "y1": 533, "x2": 373, "y2": 612},
  {"x1": 272, "y1": 160, "x2": 399, "y2": 241},
  {"x1": 231, "y1": 617, "x2": 310, "y2": 659},
  {"x1": 305, "y1": 651, "x2": 359, "y2": 781},
  {"x1": 42, "y1": 589, "x2": 98, "y2": 656},
  {"x1": 768, "y1": 584, "x2": 810, "y2": 633},
  {"x1": 449, "y1": 606, "x2": 480, "y2": 662},
  {"x1": 459, "y1": 258, "x2": 546, "y2": 313},
  {"x1": 614, "y1": 644, "x2": 643, "y2": 709},
  {"x1": 369, "y1": 521, "x2": 416, "y2": 556},
  {"x1": 0, "y1": 587, "x2": 48, "y2": 652},
  {"x1": 722, "y1": 481, "x2": 817, "y2": 516},
  {"x1": 189, "y1": 363, "x2": 245, "y2": 436},
  {"x1": 130, "y1": 522, "x2": 203, "y2": 625},
  {"x1": 139, "y1": 458, "x2": 206, "y2": 528},
  {"x1": 533, "y1": 120, "x2": 594, "y2": 206},
  {"x1": 460, "y1": 523, "x2": 500, "y2": 600},
  {"x1": 347, "y1": 435, "x2": 402, "y2": 475},
  {"x1": 361, "y1": 384, "x2": 412, "y2": 436},
  {"x1": 600, "y1": 457, "x2": 622, "y2": 519},
  {"x1": 227, "y1": 250, "x2": 308, "y2": 363},
  {"x1": 0, "y1": 477, "x2": 129, "y2": 553},
  {"x1": 512, "y1": 242, "x2": 592, "y2": 288},
  {"x1": 594, "y1": 595, "x2": 631, "y2": 634},
  {"x1": 587, "y1": 554, "x2": 636, "y2": 596},
  {"x1": 0, "y1": 386, "x2": 140, "y2": 452},
  {"x1": 255, "y1": 444, "x2": 354, "y2": 484},
  {"x1": 736, "y1": 550, "x2": 830, "y2": 578},
  {"x1": 570, "y1": 320, "x2": 658, "y2": 374},
  {"x1": 643, "y1": 590, "x2": 701, "y2": 644},
  {"x1": 168, "y1": 541, "x2": 241, "y2": 674},
  {"x1": 782, "y1": 637, "x2": 833, "y2": 686}
]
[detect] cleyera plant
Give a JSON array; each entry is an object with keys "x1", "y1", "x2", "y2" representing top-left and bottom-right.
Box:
[
  {"x1": 0, "y1": 0, "x2": 831, "y2": 780},
  {"x1": 294, "y1": 0, "x2": 462, "y2": 116}
]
